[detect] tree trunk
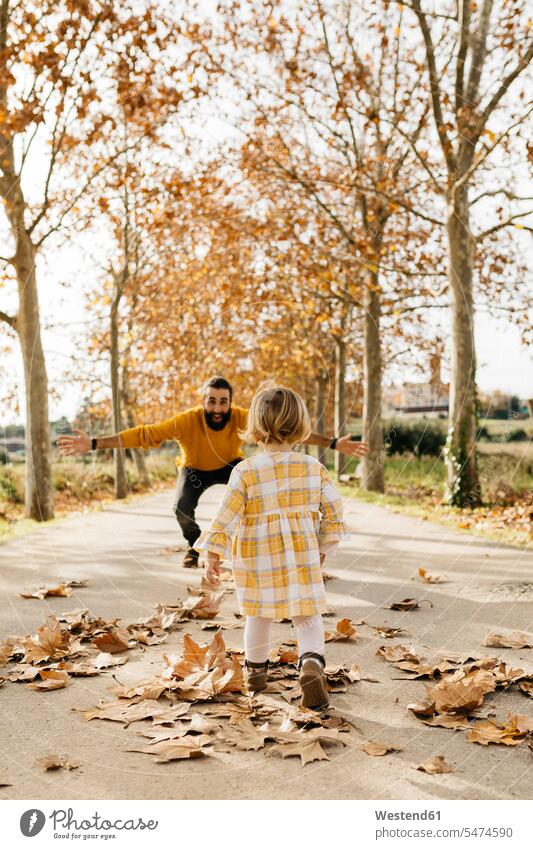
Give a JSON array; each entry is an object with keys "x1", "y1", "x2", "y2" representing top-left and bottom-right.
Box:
[
  {"x1": 361, "y1": 274, "x2": 384, "y2": 492},
  {"x1": 15, "y1": 237, "x2": 54, "y2": 520},
  {"x1": 110, "y1": 297, "x2": 128, "y2": 499},
  {"x1": 122, "y1": 375, "x2": 150, "y2": 487},
  {"x1": 315, "y1": 367, "x2": 329, "y2": 464},
  {"x1": 334, "y1": 337, "x2": 348, "y2": 480},
  {"x1": 444, "y1": 186, "x2": 480, "y2": 507}
]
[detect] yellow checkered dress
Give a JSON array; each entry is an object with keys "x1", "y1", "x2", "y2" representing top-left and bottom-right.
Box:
[{"x1": 195, "y1": 450, "x2": 349, "y2": 618}]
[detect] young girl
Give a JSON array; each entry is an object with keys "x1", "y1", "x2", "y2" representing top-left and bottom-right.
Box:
[{"x1": 195, "y1": 383, "x2": 348, "y2": 710}]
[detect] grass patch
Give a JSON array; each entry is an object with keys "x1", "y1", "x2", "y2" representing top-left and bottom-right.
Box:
[{"x1": 0, "y1": 453, "x2": 177, "y2": 543}]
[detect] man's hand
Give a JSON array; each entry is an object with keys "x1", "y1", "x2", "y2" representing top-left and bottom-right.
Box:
[
  {"x1": 57, "y1": 429, "x2": 91, "y2": 456},
  {"x1": 336, "y1": 435, "x2": 368, "y2": 458},
  {"x1": 206, "y1": 551, "x2": 221, "y2": 585}
]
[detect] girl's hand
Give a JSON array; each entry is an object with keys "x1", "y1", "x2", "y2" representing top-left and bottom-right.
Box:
[{"x1": 206, "y1": 551, "x2": 221, "y2": 585}]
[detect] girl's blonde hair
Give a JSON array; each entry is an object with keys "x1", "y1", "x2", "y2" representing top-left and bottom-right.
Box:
[{"x1": 241, "y1": 381, "x2": 312, "y2": 445}]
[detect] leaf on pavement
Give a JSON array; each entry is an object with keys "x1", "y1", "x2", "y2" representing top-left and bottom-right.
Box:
[
  {"x1": 22, "y1": 616, "x2": 73, "y2": 663},
  {"x1": 218, "y1": 719, "x2": 271, "y2": 751},
  {"x1": 325, "y1": 618, "x2": 357, "y2": 642},
  {"x1": 360, "y1": 740, "x2": 400, "y2": 756},
  {"x1": 467, "y1": 713, "x2": 533, "y2": 746},
  {"x1": 518, "y1": 681, "x2": 533, "y2": 698},
  {"x1": 419, "y1": 714, "x2": 470, "y2": 730},
  {"x1": 268, "y1": 738, "x2": 330, "y2": 766},
  {"x1": 483, "y1": 631, "x2": 533, "y2": 649},
  {"x1": 417, "y1": 568, "x2": 447, "y2": 584},
  {"x1": 385, "y1": 598, "x2": 432, "y2": 611},
  {"x1": 28, "y1": 669, "x2": 71, "y2": 691},
  {"x1": 20, "y1": 580, "x2": 88, "y2": 600},
  {"x1": 37, "y1": 754, "x2": 81, "y2": 771},
  {"x1": 269, "y1": 645, "x2": 299, "y2": 664},
  {"x1": 416, "y1": 755, "x2": 453, "y2": 774},
  {"x1": 128, "y1": 735, "x2": 213, "y2": 762},
  {"x1": 370, "y1": 625, "x2": 407, "y2": 638},
  {"x1": 92, "y1": 629, "x2": 132, "y2": 654}
]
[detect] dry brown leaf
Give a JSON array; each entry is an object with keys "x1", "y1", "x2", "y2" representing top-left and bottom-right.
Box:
[
  {"x1": 20, "y1": 580, "x2": 88, "y2": 600},
  {"x1": 483, "y1": 631, "x2": 533, "y2": 649},
  {"x1": 22, "y1": 616, "x2": 73, "y2": 663},
  {"x1": 467, "y1": 713, "x2": 533, "y2": 746},
  {"x1": 518, "y1": 681, "x2": 533, "y2": 697},
  {"x1": 360, "y1": 740, "x2": 400, "y2": 756},
  {"x1": 377, "y1": 644, "x2": 421, "y2": 665},
  {"x1": 370, "y1": 625, "x2": 407, "y2": 638},
  {"x1": 268, "y1": 738, "x2": 330, "y2": 766},
  {"x1": 269, "y1": 645, "x2": 299, "y2": 664},
  {"x1": 417, "y1": 568, "x2": 447, "y2": 584},
  {"x1": 419, "y1": 714, "x2": 470, "y2": 730},
  {"x1": 28, "y1": 669, "x2": 71, "y2": 691},
  {"x1": 128, "y1": 735, "x2": 213, "y2": 762},
  {"x1": 181, "y1": 591, "x2": 224, "y2": 620},
  {"x1": 8, "y1": 664, "x2": 41, "y2": 682},
  {"x1": 92, "y1": 629, "x2": 131, "y2": 654},
  {"x1": 85, "y1": 698, "x2": 168, "y2": 725},
  {"x1": 385, "y1": 598, "x2": 432, "y2": 611},
  {"x1": 182, "y1": 634, "x2": 209, "y2": 667},
  {"x1": 217, "y1": 719, "x2": 270, "y2": 751},
  {"x1": 325, "y1": 618, "x2": 357, "y2": 642},
  {"x1": 416, "y1": 755, "x2": 453, "y2": 774},
  {"x1": 200, "y1": 620, "x2": 243, "y2": 631},
  {"x1": 37, "y1": 754, "x2": 80, "y2": 771}
]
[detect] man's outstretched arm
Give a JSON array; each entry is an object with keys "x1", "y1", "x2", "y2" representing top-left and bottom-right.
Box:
[
  {"x1": 57, "y1": 414, "x2": 186, "y2": 456},
  {"x1": 304, "y1": 431, "x2": 368, "y2": 458},
  {"x1": 57, "y1": 430, "x2": 124, "y2": 455}
]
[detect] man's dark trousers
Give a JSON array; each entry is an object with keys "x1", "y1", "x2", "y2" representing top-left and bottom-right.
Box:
[{"x1": 173, "y1": 459, "x2": 243, "y2": 549}]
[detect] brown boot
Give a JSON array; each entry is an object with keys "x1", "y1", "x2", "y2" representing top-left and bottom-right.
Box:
[
  {"x1": 182, "y1": 548, "x2": 199, "y2": 568},
  {"x1": 299, "y1": 652, "x2": 329, "y2": 711},
  {"x1": 245, "y1": 659, "x2": 269, "y2": 693}
]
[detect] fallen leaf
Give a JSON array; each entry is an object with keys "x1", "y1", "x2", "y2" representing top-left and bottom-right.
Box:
[
  {"x1": 370, "y1": 625, "x2": 407, "y2": 638},
  {"x1": 92, "y1": 629, "x2": 131, "y2": 654},
  {"x1": 37, "y1": 754, "x2": 80, "y2": 771},
  {"x1": 268, "y1": 738, "x2": 330, "y2": 765},
  {"x1": 325, "y1": 618, "x2": 357, "y2": 641},
  {"x1": 360, "y1": 740, "x2": 400, "y2": 756},
  {"x1": 217, "y1": 719, "x2": 270, "y2": 751},
  {"x1": 419, "y1": 714, "x2": 470, "y2": 730},
  {"x1": 467, "y1": 713, "x2": 533, "y2": 746},
  {"x1": 128, "y1": 735, "x2": 213, "y2": 762},
  {"x1": 20, "y1": 580, "x2": 88, "y2": 600},
  {"x1": 417, "y1": 568, "x2": 447, "y2": 584},
  {"x1": 269, "y1": 645, "x2": 299, "y2": 664},
  {"x1": 416, "y1": 755, "x2": 453, "y2": 774},
  {"x1": 483, "y1": 631, "x2": 533, "y2": 649},
  {"x1": 385, "y1": 598, "x2": 432, "y2": 611},
  {"x1": 28, "y1": 669, "x2": 71, "y2": 691},
  {"x1": 22, "y1": 616, "x2": 73, "y2": 663}
]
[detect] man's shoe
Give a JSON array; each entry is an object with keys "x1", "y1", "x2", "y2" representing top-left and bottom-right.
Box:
[
  {"x1": 182, "y1": 548, "x2": 200, "y2": 568},
  {"x1": 298, "y1": 652, "x2": 329, "y2": 710}
]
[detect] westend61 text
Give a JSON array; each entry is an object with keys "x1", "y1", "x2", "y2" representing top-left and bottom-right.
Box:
[
  {"x1": 50, "y1": 809, "x2": 158, "y2": 832},
  {"x1": 375, "y1": 810, "x2": 441, "y2": 821}
]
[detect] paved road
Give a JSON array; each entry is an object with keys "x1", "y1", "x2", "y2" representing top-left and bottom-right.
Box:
[{"x1": 1, "y1": 485, "x2": 532, "y2": 800}]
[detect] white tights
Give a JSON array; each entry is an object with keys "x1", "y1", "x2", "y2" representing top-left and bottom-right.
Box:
[{"x1": 244, "y1": 615, "x2": 324, "y2": 663}]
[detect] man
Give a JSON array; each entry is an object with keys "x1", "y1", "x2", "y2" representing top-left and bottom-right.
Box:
[{"x1": 58, "y1": 376, "x2": 367, "y2": 567}]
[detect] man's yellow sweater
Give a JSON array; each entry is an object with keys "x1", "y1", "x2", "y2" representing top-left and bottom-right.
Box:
[{"x1": 119, "y1": 406, "x2": 249, "y2": 471}]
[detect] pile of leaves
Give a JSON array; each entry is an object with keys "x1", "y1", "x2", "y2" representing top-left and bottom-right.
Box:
[
  {"x1": 83, "y1": 631, "x2": 358, "y2": 766},
  {"x1": 0, "y1": 582, "x2": 230, "y2": 692},
  {"x1": 376, "y1": 641, "x2": 533, "y2": 746}
]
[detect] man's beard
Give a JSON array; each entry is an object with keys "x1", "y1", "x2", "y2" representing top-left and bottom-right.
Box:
[{"x1": 204, "y1": 409, "x2": 232, "y2": 431}]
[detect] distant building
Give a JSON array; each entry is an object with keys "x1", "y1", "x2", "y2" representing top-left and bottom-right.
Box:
[{"x1": 385, "y1": 351, "x2": 450, "y2": 418}]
